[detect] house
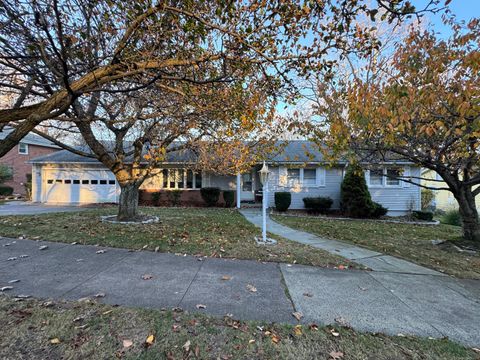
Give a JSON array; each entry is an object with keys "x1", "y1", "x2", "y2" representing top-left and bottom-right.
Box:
[
  {"x1": 0, "y1": 128, "x2": 60, "y2": 195},
  {"x1": 28, "y1": 141, "x2": 421, "y2": 215},
  {"x1": 421, "y1": 169, "x2": 480, "y2": 211}
]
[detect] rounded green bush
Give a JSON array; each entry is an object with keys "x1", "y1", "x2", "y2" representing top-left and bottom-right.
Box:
[
  {"x1": 223, "y1": 190, "x2": 235, "y2": 208},
  {"x1": 200, "y1": 187, "x2": 221, "y2": 207},
  {"x1": 302, "y1": 197, "x2": 333, "y2": 214},
  {"x1": 0, "y1": 185, "x2": 13, "y2": 196},
  {"x1": 275, "y1": 192, "x2": 291, "y2": 212}
]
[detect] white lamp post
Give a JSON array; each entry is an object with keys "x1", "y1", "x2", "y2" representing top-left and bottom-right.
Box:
[{"x1": 258, "y1": 161, "x2": 270, "y2": 243}]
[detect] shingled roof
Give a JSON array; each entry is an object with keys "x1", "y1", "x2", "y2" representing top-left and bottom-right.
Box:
[{"x1": 0, "y1": 127, "x2": 60, "y2": 149}]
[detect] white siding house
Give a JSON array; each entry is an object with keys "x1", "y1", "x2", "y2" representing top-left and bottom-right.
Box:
[{"x1": 29, "y1": 141, "x2": 421, "y2": 215}]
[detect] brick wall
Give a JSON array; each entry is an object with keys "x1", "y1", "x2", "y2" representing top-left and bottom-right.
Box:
[
  {"x1": 139, "y1": 189, "x2": 237, "y2": 207},
  {"x1": 0, "y1": 144, "x2": 59, "y2": 194}
]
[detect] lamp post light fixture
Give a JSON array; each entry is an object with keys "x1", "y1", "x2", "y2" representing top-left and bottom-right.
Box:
[{"x1": 258, "y1": 161, "x2": 270, "y2": 243}]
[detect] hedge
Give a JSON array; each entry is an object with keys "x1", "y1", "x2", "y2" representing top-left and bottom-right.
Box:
[
  {"x1": 223, "y1": 190, "x2": 235, "y2": 208},
  {"x1": 200, "y1": 187, "x2": 221, "y2": 207},
  {"x1": 302, "y1": 197, "x2": 333, "y2": 214},
  {"x1": 274, "y1": 192, "x2": 291, "y2": 212}
]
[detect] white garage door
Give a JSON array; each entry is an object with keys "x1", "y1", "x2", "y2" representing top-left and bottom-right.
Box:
[{"x1": 43, "y1": 169, "x2": 119, "y2": 204}]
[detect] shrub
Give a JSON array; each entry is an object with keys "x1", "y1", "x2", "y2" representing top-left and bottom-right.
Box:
[
  {"x1": 168, "y1": 190, "x2": 183, "y2": 206},
  {"x1": 303, "y1": 197, "x2": 333, "y2": 214},
  {"x1": 421, "y1": 189, "x2": 435, "y2": 210},
  {"x1": 340, "y1": 165, "x2": 374, "y2": 218},
  {"x1": 200, "y1": 187, "x2": 220, "y2": 207},
  {"x1": 372, "y1": 202, "x2": 388, "y2": 218},
  {"x1": 412, "y1": 210, "x2": 434, "y2": 221},
  {"x1": 151, "y1": 191, "x2": 161, "y2": 206},
  {"x1": 223, "y1": 190, "x2": 235, "y2": 208},
  {"x1": 0, "y1": 164, "x2": 12, "y2": 183},
  {"x1": 441, "y1": 209, "x2": 462, "y2": 226},
  {"x1": 0, "y1": 185, "x2": 13, "y2": 196},
  {"x1": 24, "y1": 173, "x2": 32, "y2": 201},
  {"x1": 274, "y1": 192, "x2": 291, "y2": 212}
]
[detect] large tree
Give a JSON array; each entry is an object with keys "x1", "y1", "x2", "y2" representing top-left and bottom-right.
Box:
[
  {"x1": 312, "y1": 16, "x2": 480, "y2": 242},
  {"x1": 0, "y1": 0, "x2": 441, "y2": 155}
]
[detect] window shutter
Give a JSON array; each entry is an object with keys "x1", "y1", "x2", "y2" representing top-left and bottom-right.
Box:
[
  {"x1": 316, "y1": 167, "x2": 326, "y2": 186},
  {"x1": 403, "y1": 166, "x2": 411, "y2": 187},
  {"x1": 278, "y1": 167, "x2": 288, "y2": 186}
]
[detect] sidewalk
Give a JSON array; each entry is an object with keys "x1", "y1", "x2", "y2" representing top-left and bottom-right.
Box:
[
  {"x1": 1, "y1": 236, "x2": 479, "y2": 347},
  {"x1": 240, "y1": 209, "x2": 443, "y2": 276}
]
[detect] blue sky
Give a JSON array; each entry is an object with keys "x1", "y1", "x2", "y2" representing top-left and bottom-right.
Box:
[{"x1": 420, "y1": 0, "x2": 480, "y2": 35}]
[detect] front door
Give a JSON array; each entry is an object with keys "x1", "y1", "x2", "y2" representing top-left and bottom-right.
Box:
[{"x1": 241, "y1": 172, "x2": 255, "y2": 201}]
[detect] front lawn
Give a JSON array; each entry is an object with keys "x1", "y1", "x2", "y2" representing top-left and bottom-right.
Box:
[
  {"x1": 272, "y1": 215, "x2": 480, "y2": 279},
  {"x1": 0, "y1": 296, "x2": 476, "y2": 360},
  {"x1": 0, "y1": 207, "x2": 358, "y2": 269}
]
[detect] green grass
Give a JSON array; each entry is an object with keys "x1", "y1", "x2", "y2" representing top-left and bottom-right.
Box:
[
  {"x1": 272, "y1": 214, "x2": 480, "y2": 279},
  {"x1": 0, "y1": 206, "x2": 358, "y2": 269},
  {"x1": 0, "y1": 296, "x2": 476, "y2": 360}
]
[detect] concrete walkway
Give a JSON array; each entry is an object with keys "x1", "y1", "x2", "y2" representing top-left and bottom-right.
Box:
[
  {"x1": 240, "y1": 209, "x2": 443, "y2": 276},
  {"x1": 1, "y1": 237, "x2": 479, "y2": 346},
  {"x1": 0, "y1": 201, "x2": 90, "y2": 216}
]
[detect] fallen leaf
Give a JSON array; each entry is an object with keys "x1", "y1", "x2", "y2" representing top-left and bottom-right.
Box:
[
  {"x1": 96, "y1": 250, "x2": 106, "y2": 254},
  {"x1": 292, "y1": 311, "x2": 303, "y2": 321},
  {"x1": 123, "y1": 339, "x2": 133, "y2": 348},
  {"x1": 329, "y1": 351, "x2": 344, "y2": 359},
  {"x1": 50, "y1": 338, "x2": 61, "y2": 344},
  {"x1": 472, "y1": 347, "x2": 480, "y2": 353},
  {"x1": 19, "y1": 254, "x2": 29, "y2": 258},
  {"x1": 95, "y1": 292, "x2": 106, "y2": 298},
  {"x1": 154, "y1": 246, "x2": 160, "y2": 252},
  {"x1": 221, "y1": 275, "x2": 231, "y2": 281},
  {"x1": 182, "y1": 340, "x2": 191, "y2": 351},
  {"x1": 142, "y1": 245, "x2": 148, "y2": 249},
  {"x1": 194, "y1": 345, "x2": 200, "y2": 357},
  {"x1": 141, "y1": 274, "x2": 153, "y2": 280},
  {"x1": 102, "y1": 310, "x2": 113, "y2": 315},
  {"x1": 334, "y1": 317, "x2": 350, "y2": 327},
  {"x1": 338, "y1": 265, "x2": 346, "y2": 270},
  {"x1": 294, "y1": 325, "x2": 302, "y2": 336},
  {"x1": 145, "y1": 334, "x2": 155, "y2": 346},
  {"x1": 196, "y1": 304, "x2": 206, "y2": 309},
  {"x1": 1, "y1": 286, "x2": 13, "y2": 292},
  {"x1": 7, "y1": 257, "x2": 17, "y2": 261},
  {"x1": 246, "y1": 284, "x2": 257, "y2": 293},
  {"x1": 39, "y1": 245, "x2": 48, "y2": 250},
  {"x1": 271, "y1": 334, "x2": 280, "y2": 344},
  {"x1": 330, "y1": 328, "x2": 340, "y2": 337},
  {"x1": 303, "y1": 292, "x2": 313, "y2": 297},
  {"x1": 8, "y1": 279, "x2": 20, "y2": 284},
  {"x1": 248, "y1": 339, "x2": 255, "y2": 344},
  {"x1": 309, "y1": 324, "x2": 319, "y2": 331}
]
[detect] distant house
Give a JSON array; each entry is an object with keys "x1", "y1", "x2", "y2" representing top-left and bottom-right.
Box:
[
  {"x1": 421, "y1": 169, "x2": 480, "y2": 211},
  {"x1": 0, "y1": 128, "x2": 60, "y2": 195},
  {"x1": 29, "y1": 141, "x2": 421, "y2": 215}
]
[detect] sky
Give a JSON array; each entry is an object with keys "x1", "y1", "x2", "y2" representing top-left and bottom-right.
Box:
[{"x1": 421, "y1": 0, "x2": 480, "y2": 36}]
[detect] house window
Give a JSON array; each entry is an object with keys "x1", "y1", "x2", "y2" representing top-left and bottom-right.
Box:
[
  {"x1": 369, "y1": 169, "x2": 383, "y2": 186},
  {"x1": 386, "y1": 168, "x2": 401, "y2": 186},
  {"x1": 186, "y1": 171, "x2": 193, "y2": 188},
  {"x1": 73, "y1": 180, "x2": 80, "y2": 184},
  {"x1": 242, "y1": 173, "x2": 252, "y2": 191},
  {"x1": 287, "y1": 168, "x2": 300, "y2": 185},
  {"x1": 64, "y1": 179, "x2": 72, "y2": 184},
  {"x1": 108, "y1": 180, "x2": 116, "y2": 185},
  {"x1": 161, "y1": 169, "x2": 197, "y2": 189},
  {"x1": 100, "y1": 180, "x2": 107, "y2": 185},
  {"x1": 91, "y1": 180, "x2": 98, "y2": 185},
  {"x1": 82, "y1": 180, "x2": 89, "y2": 184},
  {"x1": 195, "y1": 172, "x2": 202, "y2": 189},
  {"x1": 47, "y1": 179, "x2": 53, "y2": 184},
  {"x1": 18, "y1": 143, "x2": 28, "y2": 155},
  {"x1": 303, "y1": 168, "x2": 317, "y2": 186}
]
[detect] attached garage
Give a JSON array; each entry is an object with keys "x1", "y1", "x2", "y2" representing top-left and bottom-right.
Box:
[
  {"x1": 29, "y1": 152, "x2": 120, "y2": 204},
  {"x1": 42, "y1": 168, "x2": 119, "y2": 204}
]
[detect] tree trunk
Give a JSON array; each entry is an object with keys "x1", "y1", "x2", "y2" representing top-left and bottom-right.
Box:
[
  {"x1": 118, "y1": 182, "x2": 140, "y2": 221},
  {"x1": 454, "y1": 186, "x2": 480, "y2": 242}
]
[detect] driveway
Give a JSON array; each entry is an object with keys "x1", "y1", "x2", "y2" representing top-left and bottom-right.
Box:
[
  {"x1": 1, "y1": 237, "x2": 479, "y2": 347},
  {"x1": 0, "y1": 201, "x2": 91, "y2": 216}
]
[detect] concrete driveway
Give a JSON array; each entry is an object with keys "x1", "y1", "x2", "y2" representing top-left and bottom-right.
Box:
[{"x1": 0, "y1": 201, "x2": 90, "y2": 216}]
